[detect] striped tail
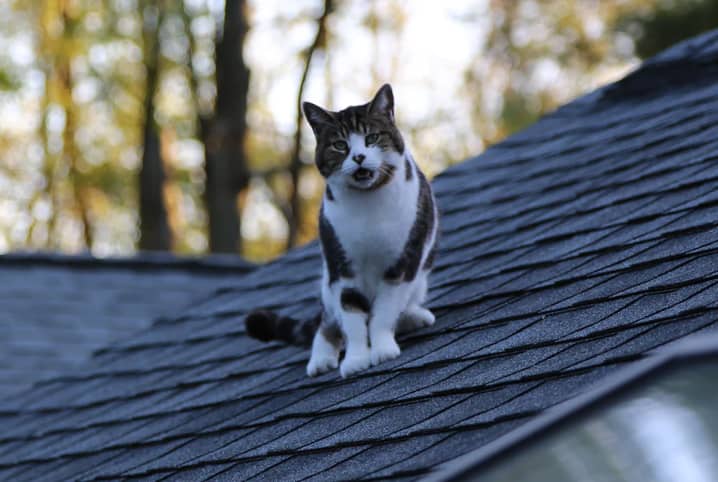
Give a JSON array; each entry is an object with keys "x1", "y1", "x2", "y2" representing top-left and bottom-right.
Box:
[{"x1": 245, "y1": 310, "x2": 320, "y2": 347}]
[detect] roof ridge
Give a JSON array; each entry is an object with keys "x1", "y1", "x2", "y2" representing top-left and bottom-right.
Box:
[
  {"x1": 643, "y1": 28, "x2": 718, "y2": 65},
  {"x1": 594, "y1": 29, "x2": 718, "y2": 103},
  {"x1": 0, "y1": 251, "x2": 255, "y2": 273}
]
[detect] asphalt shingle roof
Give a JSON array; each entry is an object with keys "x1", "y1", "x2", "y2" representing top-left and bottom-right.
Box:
[
  {"x1": 0, "y1": 253, "x2": 254, "y2": 396},
  {"x1": 1, "y1": 30, "x2": 717, "y2": 481}
]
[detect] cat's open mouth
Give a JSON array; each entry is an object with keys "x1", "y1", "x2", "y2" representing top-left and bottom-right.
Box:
[{"x1": 352, "y1": 168, "x2": 374, "y2": 182}]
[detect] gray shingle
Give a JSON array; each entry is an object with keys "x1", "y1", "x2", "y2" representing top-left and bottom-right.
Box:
[{"x1": 0, "y1": 254, "x2": 254, "y2": 396}]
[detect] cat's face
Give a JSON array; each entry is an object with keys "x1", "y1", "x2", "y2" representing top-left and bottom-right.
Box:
[{"x1": 303, "y1": 84, "x2": 405, "y2": 191}]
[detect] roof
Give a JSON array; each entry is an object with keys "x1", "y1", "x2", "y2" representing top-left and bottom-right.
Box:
[
  {"x1": 0, "y1": 252, "x2": 254, "y2": 395},
  {"x1": 1, "y1": 29, "x2": 718, "y2": 481}
]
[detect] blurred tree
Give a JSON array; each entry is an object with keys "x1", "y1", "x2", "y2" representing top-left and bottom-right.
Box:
[
  {"x1": 2, "y1": 0, "x2": 713, "y2": 261},
  {"x1": 618, "y1": 0, "x2": 718, "y2": 58},
  {"x1": 199, "y1": 0, "x2": 251, "y2": 254},
  {"x1": 35, "y1": 2, "x2": 59, "y2": 249},
  {"x1": 57, "y1": 0, "x2": 92, "y2": 248},
  {"x1": 139, "y1": 1, "x2": 171, "y2": 251},
  {"x1": 461, "y1": 1, "x2": 651, "y2": 146}
]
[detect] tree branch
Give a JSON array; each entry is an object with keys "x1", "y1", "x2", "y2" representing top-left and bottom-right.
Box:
[
  {"x1": 179, "y1": 0, "x2": 207, "y2": 137},
  {"x1": 287, "y1": 0, "x2": 334, "y2": 249}
]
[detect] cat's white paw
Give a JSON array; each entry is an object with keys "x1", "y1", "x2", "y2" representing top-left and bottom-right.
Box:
[
  {"x1": 400, "y1": 305, "x2": 436, "y2": 331},
  {"x1": 370, "y1": 336, "x2": 400, "y2": 366},
  {"x1": 414, "y1": 307, "x2": 435, "y2": 327},
  {"x1": 340, "y1": 352, "x2": 371, "y2": 378},
  {"x1": 307, "y1": 354, "x2": 339, "y2": 377}
]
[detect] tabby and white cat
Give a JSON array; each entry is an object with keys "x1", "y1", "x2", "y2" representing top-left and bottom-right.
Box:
[{"x1": 246, "y1": 84, "x2": 438, "y2": 377}]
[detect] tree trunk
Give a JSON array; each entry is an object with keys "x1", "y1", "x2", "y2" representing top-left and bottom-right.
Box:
[
  {"x1": 38, "y1": 63, "x2": 57, "y2": 249},
  {"x1": 139, "y1": 3, "x2": 171, "y2": 251},
  {"x1": 203, "y1": 0, "x2": 251, "y2": 253},
  {"x1": 59, "y1": 4, "x2": 92, "y2": 250},
  {"x1": 287, "y1": 0, "x2": 333, "y2": 249}
]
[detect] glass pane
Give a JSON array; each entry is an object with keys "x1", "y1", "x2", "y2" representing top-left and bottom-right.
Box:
[{"x1": 480, "y1": 362, "x2": 718, "y2": 482}]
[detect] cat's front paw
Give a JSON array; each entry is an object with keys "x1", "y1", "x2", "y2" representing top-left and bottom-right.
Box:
[
  {"x1": 307, "y1": 353, "x2": 339, "y2": 377},
  {"x1": 370, "y1": 336, "x2": 400, "y2": 366},
  {"x1": 340, "y1": 352, "x2": 371, "y2": 378}
]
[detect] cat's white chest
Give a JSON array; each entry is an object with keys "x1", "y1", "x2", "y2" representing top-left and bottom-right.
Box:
[{"x1": 325, "y1": 175, "x2": 418, "y2": 285}]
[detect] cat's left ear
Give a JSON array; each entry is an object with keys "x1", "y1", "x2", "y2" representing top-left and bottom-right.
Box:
[{"x1": 368, "y1": 84, "x2": 395, "y2": 121}]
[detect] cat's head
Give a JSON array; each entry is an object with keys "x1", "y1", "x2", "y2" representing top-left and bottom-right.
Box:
[{"x1": 303, "y1": 84, "x2": 405, "y2": 191}]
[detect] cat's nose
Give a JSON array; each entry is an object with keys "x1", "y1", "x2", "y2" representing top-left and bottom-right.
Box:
[{"x1": 352, "y1": 154, "x2": 365, "y2": 165}]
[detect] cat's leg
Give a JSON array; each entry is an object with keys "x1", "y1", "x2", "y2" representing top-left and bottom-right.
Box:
[
  {"x1": 307, "y1": 320, "x2": 341, "y2": 377},
  {"x1": 337, "y1": 287, "x2": 371, "y2": 377},
  {"x1": 369, "y1": 282, "x2": 412, "y2": 366},
  {"x1": 339, "y1": 311, "x2": 371, "y2": 377},
  {"x1": 396, "y1": 271, "x2": 435, "y2": 333},
  {"x1": 307, "y1": 274, "x2": 347, "y2": 376}
]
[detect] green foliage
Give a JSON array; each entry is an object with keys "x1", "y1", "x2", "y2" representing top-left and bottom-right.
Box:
[
  {"x1": 0, "y1": 69, "x2": 19, "y2": 90},
  {"x1": 619, "y1": 0, "x2": 718, "y2": 59}
]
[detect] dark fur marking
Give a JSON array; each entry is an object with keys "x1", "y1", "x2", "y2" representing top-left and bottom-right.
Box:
[
  {"x1": 341, "y1": 288, "x2": 371, "y2": 313},
  {"x1": 366, "y1": 163, "x2": 396, "y2": 191},
  {"x1": 298, "y1": 312, "x2": 321, "y2": 345},
  {"x1": 384, "y1": 170, "x2": 435, "y2": 282},
  {"x1": 384, "y1": 265, "x2": 404, "y2": 284},
  {"x1": 245, "y1": 309, "x2": 319, "y2": 346},
  {"x1": 326, "y1": 185, "x2": 334, "y2": 201},
  {"x1": 423, "y1": 241, "x2": 437, "y2": 270},
  {"x1": 245, "y1": 310, "x2": 277, "y2": 342},
  {"x1": 319, "y1": 205, "x2": 353, "y2": 283},
  {"x1": 320, "y1": 320, "x2": 343, "y2": 346},
  {"x1": 405, "y1": 156, "x2": 413, "y2": 181},
  {"x1": 318, "y1": 302, "x2": 343, "y2": 346},
  {"x1": 276, "y1": 315, "x2": 300, "y2": 342}
]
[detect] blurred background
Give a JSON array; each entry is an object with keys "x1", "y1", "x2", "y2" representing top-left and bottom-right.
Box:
[{"x1": 0, "y1": 0, "x2": 716, "y2": 262}]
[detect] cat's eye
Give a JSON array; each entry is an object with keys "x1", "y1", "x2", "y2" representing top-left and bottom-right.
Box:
[
  {"x1": 365, "y1": 133, "x2": 379, "y2": 145},
  {"x1": 332, "y1": 140, "x2": 348, "y2": 151}
]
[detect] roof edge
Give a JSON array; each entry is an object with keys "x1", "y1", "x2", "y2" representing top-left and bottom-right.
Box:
[
  {"x1": 422, "y1": 332, "x2": 718, "y2": 482},
  {"x1": 596, "y1": 28, "x2": 718, "y2": 102},
  {"x1": 0, "y1": 250, "x2": 255, "y2": 273}
]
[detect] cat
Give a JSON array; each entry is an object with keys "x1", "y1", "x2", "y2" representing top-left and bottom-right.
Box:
[{"x1": 246, "y1": 84, "x2": 438, "y2": 378}]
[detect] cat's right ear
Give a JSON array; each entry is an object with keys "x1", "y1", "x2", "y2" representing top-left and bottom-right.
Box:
[{"x1": 303, "y1": 102, "x2": 334, "y2": 136}]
